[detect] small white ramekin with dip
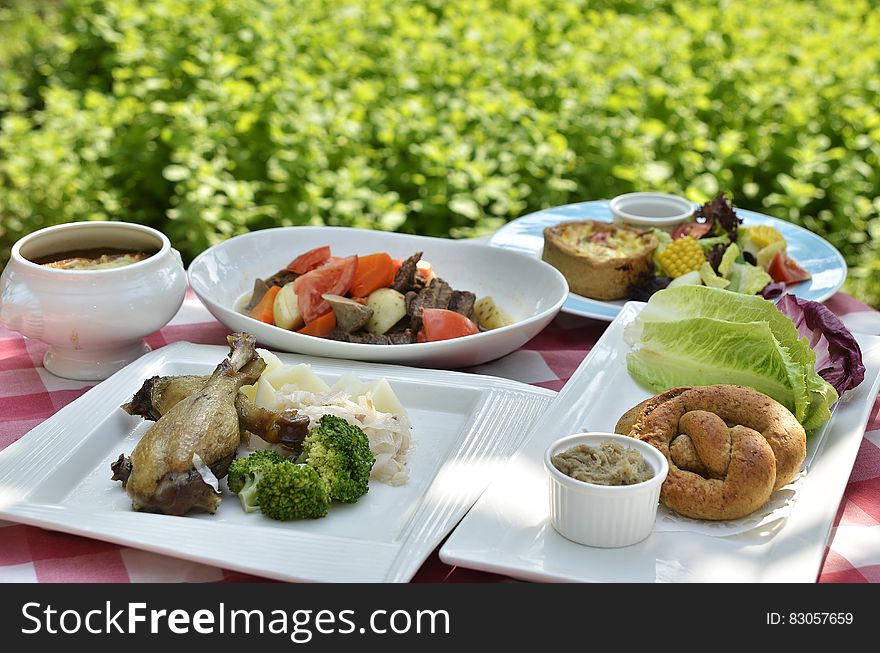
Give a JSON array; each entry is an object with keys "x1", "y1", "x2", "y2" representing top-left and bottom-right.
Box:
[
  {"x1": 610, "y1": 192, "x2": 695, "y2": 232},
  {"x1": 545, "y1": 432, "x2": 668, "y2": 548}
]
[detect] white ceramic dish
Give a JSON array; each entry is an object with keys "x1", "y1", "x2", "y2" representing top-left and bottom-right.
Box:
[
  {"x1": 0, "y1": 222, "x2": 187, "y2": 380},
  {"x1": 0, "y1": 341, "x2": 554, "y2": 583},
  {"x1": 489, "y1": 201, "x2": 848, "y2": 322},
  {"x1": 546, "y1": 433, "x2": 668, "y2": 548},
  {"x1": 187, "y1": 227, "x2": 568, "y2": 368},
  {"x1": 610, "y1": 192, "x2": 694, "y2": 231},
  {"x1": 440, "y1": 302, "x2": 880, "y2": 582}
]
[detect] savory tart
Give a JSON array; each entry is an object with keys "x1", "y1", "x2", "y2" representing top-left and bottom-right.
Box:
[{"x1": 542, "y1": 220, "x2": 657, "y2": 300}]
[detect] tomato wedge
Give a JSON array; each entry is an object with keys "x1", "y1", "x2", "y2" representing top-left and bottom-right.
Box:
[
  {"x1": 417, "y1": 308, "x2": 480, "y2": 342},
  {"x1": 293, "y1": 256, "x2": 357, "y2": 323},
  {"x1": 672, "y1": 221, "x2": 713, "y2": 240},
  {"x1": 768, "y1": 252, "x2": 811, "y2": 285},
  {"x1": 287, "y1": 246, "x2": 331, "y2": 274}
]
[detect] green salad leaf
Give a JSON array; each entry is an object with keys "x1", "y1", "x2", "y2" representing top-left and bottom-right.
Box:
[
  {"x1": 727, "y1": 262, "x2": 773, "y2": 295},
  {"x1": 624, "y1": 286, "x2": 838, "y2": 430}
]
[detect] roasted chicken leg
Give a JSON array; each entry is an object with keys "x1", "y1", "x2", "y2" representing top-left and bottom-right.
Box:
[
  {"x1": 122, "y1": 374, "x2": 309, "y2": 450},
  {"x1": 112, "y1": 333, "x2": 265, "y2": 516}
]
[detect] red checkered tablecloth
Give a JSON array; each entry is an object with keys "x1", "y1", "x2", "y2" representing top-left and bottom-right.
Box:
[{"x1": 1, "y1": 288, "x2": 879, "y2": 583}]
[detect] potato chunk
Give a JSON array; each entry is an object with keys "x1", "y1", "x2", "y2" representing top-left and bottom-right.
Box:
[
  {"x1": 273, "y1": 282, "x2": 304, "y2": 330},
  {"x1": 473, "y1": 296, "x2": 513, "y2": 330},
  {"x1": 365, "y1": 288, "x2": 407, "y2": 335}
]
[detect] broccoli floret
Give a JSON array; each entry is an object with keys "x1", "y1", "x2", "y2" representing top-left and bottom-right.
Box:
[
  {"x1": 256, "y1": 461, "x2": 331, "y2": 520},
  {"x1": 226, "y1": 449, "x2": 286, "y2": 494},
  {"x1": 297, "y1": 414, "x2": 375, "y2": 503}
]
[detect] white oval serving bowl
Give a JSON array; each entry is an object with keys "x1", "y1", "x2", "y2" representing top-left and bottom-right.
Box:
[
  {"x1": 545, "y1": 432, "x2": 668, "y2": 548},
  {"x1": 0, "y1": 222, "x2": 187, "y2": 380},
  {"x1": 610, "y1": 192, "x2": 695, "y2": 231},
  {"x1": 187, "y1": 226, "x2": 568, "y2": 368}
]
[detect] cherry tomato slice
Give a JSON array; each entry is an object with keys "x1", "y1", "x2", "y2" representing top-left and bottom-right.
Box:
[
  {"x1": 418, "y1": 308, "x2": 480, "y2": 342},
  {"x1": 293, "y1": 256, "x2": 357, "y2": 323},
  {"x1": 768, "y1": 252, "x2": 811, "y2": 285},
  {"x1": 287, "y1": 246, "x2": 331, "y2": 274},
  {"x1": 672, "y1": 221, "x2": 713, "y2": 240}
]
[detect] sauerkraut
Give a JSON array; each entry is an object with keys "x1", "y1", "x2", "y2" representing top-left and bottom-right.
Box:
[
  {"x1": 242, "y1": 353, "x2": 414, "y2": 486},
  {"x1": 274, "y1": 385, "x2": 412, "y2": 486}
]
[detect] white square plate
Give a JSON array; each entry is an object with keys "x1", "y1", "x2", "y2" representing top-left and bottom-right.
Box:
[
  {"x1": 0, "y1": 342, "x2": 554, "y2": 582},
  {"x1": 440, "y1": 302, "x2": 880, "y2": 582}
]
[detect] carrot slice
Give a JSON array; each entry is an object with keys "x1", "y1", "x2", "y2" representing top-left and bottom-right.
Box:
[
  {"x1": 351, "y1": 252, "x2": 395, "y2": 298},
  {"x1": 250, "y1": 285, "x2": 281, "y2": 324},
  {"x1": 416, "y1": 260, "x2": 434, "y2": 282},
  {"x1": 297, "y1": 310, "x2": 336, "y2": 337}
]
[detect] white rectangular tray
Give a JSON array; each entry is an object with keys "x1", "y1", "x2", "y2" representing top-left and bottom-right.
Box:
[
  {"x1": 0, "y1": 342, "x2": 554, "y2": 583},
  {"x1": 440, "y1": 302, "x2": 880, "y2": 582}
]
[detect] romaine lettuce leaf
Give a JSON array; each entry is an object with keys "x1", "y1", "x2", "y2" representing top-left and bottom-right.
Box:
[
  {"x1": 625, "y1": 286, "x2": 838, "y2": 430},
  {"x1": 627, "y1": 317, "x2": 811, "y2": 423},
  {"x1": 626, "y1": 285, "x2": 808, "y2": 355}
]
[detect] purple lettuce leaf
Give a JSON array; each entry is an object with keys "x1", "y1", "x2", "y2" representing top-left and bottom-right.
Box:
[{"x1": 776, "y1": 294, "x2": 866, "y2": 394}]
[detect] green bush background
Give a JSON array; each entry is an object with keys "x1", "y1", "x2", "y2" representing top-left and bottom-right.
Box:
[{"x1": 1, "y1": 0, "x2": 878, "y2": 306}]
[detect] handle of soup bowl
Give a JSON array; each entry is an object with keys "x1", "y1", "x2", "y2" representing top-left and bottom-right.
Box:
[{"x1": 0, "y1": 266, "x2": 44, "y2": 337}]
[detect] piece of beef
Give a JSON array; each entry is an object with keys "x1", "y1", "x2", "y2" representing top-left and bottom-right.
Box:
[
  {"x1": 391, "y1": 252, "x2": 424, "y2": 294},
  {"x1": 244, "y1": 278, "x2": 271, "y2": 312},
  {"x1": 386, "y1": 315, "x2": 413, "y2": 334},
  {"x1": 322, "y1": 294, "x2": 373, "y2": 333},
  {"x1": 264, "y1": 269, "x2": 299, "y2": 288},
  {"x1": 448, "y1": 290, "x2": 476, "y2": 318},
  {"x1": 406, "y1": 277, "x2": 453, "y2": 332},
  {"x1": 328, "y1": 329, "x2": 416, "y2": 345}
]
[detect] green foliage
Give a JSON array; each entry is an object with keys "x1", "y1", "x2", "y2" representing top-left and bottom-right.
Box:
[{"x1": 1, "y1": 0, "x2": 878, "y2": 305}]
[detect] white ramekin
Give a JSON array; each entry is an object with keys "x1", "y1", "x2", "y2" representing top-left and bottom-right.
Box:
[
  {"x1": 545, "y1": 432, "x2": 669, "y2": 548},
  {"x1": 610, "y1": 192, "x2": 695, "y2": 232}
]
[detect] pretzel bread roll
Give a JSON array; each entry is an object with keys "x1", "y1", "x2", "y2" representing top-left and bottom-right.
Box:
[{"x1": 615, "y1": 385, "x2": 807, "y2": 521}]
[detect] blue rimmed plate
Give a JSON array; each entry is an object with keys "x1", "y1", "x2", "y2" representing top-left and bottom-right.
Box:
[{"x1": 488, "y1": 200, "x2": 848, "y2": 322}]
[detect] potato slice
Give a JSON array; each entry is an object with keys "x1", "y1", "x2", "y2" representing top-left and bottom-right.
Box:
[
  {"x1": 473, "y1": 296, "x2": 513, "y2": 330},
  {"x1": 370, "y1": 378, "x2": 409, "y2": 421},
  {"x1": 253, "y1": 376, "x2": 280, "y2": 409},
  {"x1": 365, "y1": 288, "x2": 407, "y2": 335},
  {"x1": 240, "y1": 348, "x2": 284, "y2": 402},
  {"x1": 331, "y1": 371, "x2": 371, "y2": 398},
  {"x1": 267, "y1": 363, "x2": 330, "y2": 394},
  {"x1": 273, "y1": 282, "x2": 304, "y2": 331}
]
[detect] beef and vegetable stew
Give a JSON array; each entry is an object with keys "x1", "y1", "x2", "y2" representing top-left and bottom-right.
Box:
[{"x1": 243, "y1": 246, "x2": 513, "y2": 344}]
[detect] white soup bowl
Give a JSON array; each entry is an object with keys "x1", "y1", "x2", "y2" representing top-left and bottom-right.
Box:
[{"x1": 0, "y1": 222, "x2": 186, "y2": 380}]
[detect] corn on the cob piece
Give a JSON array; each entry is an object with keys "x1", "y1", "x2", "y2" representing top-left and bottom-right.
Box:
[{"x1": 655, "y1": 236, "x2": 706, "y2": 278}]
